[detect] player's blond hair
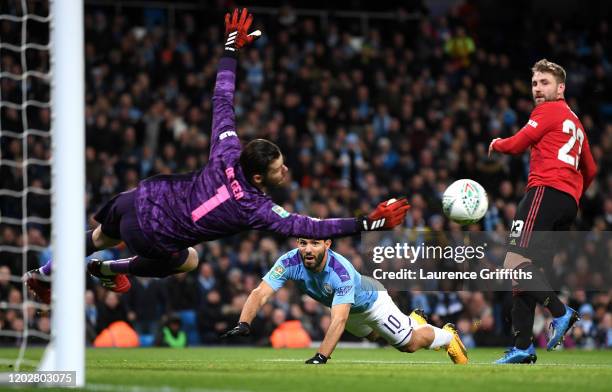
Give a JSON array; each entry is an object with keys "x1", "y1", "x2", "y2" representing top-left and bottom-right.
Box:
[{"x1": 532, "y1": 59, "x2": 566, "y2": 84}]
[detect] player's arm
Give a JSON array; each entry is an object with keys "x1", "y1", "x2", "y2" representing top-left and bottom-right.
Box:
[
  {"x1": 489, "y1": 105, "x2": 550, "y2": 156},
  {"x1": 210, "y1": 8, "x2": 261, "y2": 158},
  {"x1": 221, "y1": 255, "x2": 288, "y2": 339},
  {"x1": 239, "y1": 281, "x2": 275, "y2": 324},
  {"x1": 219, "y1": 280, "x2": 275, "y2": 338},
  {"x1": 579, "y1": 137, "x2": 597, "y2": 192},
  {"x1": 251, "y1": 198, "x2": 411, "y2": 238},
  {"x1": 306, "y1": 303, "x2": 351, "y2": 364},
  {"x1": 306, "y1": 279, "x2": 355, "y2": 364},
  {"x1": 488, "y1": 131, "x2": 533, "y2": 156}
]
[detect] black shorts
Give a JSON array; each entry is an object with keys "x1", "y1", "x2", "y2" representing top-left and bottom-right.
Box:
[
  {"x1": 93, "y1": 190, "x2": 172, "y2": 259},
  {"x1": 507, "y1": 186, "x2": 577, "y2": 262}
]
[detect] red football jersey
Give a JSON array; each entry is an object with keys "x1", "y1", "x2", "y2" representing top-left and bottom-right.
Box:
[{"x1": 493, "y1": 100, "x2": 597, "y2": 205}]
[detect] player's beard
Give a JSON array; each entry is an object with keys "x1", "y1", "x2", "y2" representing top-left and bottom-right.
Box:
[
  {"x1": 262, "y1": 172, "x2": 287, "y2": 189},
  {"x1": 533, "y1": 89, "x2": 559, "y2": 105},
  {"x1": 302, "y1": 251, "x2": 325, "y2": 271}
]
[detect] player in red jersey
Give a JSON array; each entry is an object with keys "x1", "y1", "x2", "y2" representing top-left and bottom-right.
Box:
[{"x1": 489, "y1": 59, "x2": 597, "y2": 363}]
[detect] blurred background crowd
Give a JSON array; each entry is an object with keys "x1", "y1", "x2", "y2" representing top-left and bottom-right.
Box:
[{"x1": 1, "y1": 0, "x2": 611, "y2": 349}]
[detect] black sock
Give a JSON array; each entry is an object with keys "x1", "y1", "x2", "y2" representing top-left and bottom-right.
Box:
[
  {"x1": 515, "y1": 263, "x2": 565, "y2": 318},
  {"x1": 85, "y1": 230, "x2": 97, "y2": 256},
  {"x1": 512, "y1": 292, "x2": 536, "y2": 350},
  {"x1": 128, "y1": 249, "x2": 190, "y2": 278}
]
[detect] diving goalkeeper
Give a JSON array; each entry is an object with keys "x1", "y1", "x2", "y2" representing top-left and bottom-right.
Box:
[{"x1": 25, "y1": 9, "x2": 410, "y2": 303}]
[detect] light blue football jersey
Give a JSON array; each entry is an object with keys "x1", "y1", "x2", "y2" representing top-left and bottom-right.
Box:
[{"x1": 263, "y1": 248, "x2": 379, "y2": 313}]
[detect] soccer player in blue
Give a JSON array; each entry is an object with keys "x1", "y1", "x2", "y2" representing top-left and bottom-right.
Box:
[
  {"x1": 222, "y1": 238, "x2": 468, "y2": 365},
  {"x1": 24, "y1": 9, "x2": 410, "y2": 304}
]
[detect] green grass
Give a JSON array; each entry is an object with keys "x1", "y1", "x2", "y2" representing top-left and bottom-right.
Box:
[{"x1": 1, "y1": 347, "x2": 611, "y2": 391}]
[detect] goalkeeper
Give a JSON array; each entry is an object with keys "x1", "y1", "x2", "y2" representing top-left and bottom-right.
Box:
[
  {"x1": 222, "y1": 238, "x2": 468, "y2": 365},
  {"x1": 25, "y1": 9, "x2": 410, "y2": 303}
]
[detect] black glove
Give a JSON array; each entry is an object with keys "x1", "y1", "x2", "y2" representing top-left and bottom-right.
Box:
[
  {"x1": 220, "y1": 322, "x2": 251, "y2": 339},
  {"x1": 305, "y1": 353, "x2": 328, "y2": 364}
]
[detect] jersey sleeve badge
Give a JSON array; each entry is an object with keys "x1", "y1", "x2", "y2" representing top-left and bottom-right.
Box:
[
  {"x1": 272, "y1": 204, "x2": 290, "y2": 218},
  {"x1": 270, "y1": 265, "x2": 286, "y2": 280}
]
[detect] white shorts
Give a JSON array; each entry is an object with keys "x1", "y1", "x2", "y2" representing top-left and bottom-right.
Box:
[{"x1": 345, "y1": 291, "x2": 413, "y2": 349}]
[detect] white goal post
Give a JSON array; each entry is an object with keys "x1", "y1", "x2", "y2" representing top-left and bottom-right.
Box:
[{"x1": 42, "y1": 0, "x2": 86, "y2": 386}]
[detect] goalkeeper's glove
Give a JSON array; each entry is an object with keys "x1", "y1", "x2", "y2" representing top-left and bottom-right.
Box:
[
  {"x1": 359, "y1": 198, "x2": 411, "y2": 231},
  {"x1": 224, "y1": 8, "x2": 261, "y2": 55},
  {"x1": 305, "y1": 353, "x2": 328, "y2": 364},
  {"x1": 220, "y1": 322, "x2": 251, "y2": 338}
]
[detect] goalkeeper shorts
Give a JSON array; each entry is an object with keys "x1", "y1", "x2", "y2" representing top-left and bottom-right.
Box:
[{"x1": 94, "y1": 189, "x2": 171, "y2": 259}]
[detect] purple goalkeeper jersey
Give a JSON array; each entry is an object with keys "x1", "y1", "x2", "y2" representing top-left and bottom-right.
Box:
[{"x1": 134, "y1": 57, "x2": 359, "y2": 253}]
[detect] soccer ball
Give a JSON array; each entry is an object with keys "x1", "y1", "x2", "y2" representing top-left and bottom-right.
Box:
[{"x1": 442, "y1": 179, "x2": 488, "y2": 225}]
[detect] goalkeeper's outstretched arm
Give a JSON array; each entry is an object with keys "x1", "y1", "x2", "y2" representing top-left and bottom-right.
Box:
[
  {"x1": 250, "y1": 197, "x2": 411, "y2": 238},
  {"x1": 210, "y1": 8, "x2": 261, "y2": 158}
]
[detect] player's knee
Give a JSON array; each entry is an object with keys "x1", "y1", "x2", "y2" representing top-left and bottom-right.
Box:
[
  {"x1": 177, "y1": 248, "x2": 199, "y2": 272},
  {"x1": 92, "y1": 225, "x2": 121, "y2": 249},
  {"x1": 399, "y1": 327, "x2": 427, "y2": 353}
]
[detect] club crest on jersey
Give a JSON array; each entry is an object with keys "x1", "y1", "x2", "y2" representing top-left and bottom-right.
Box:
[
  {"x1": 270, "y1": 265, "x2": 285, "y2": 280},
  {"x1": 272, "y1": 205, "x2": 290, "y2": 218},
  {"x1": 527, "y1": 119, "x2": 538, "y2": 128},
  {"x1": 323, "y1": 283, "x2": 333, "y2": 294}
]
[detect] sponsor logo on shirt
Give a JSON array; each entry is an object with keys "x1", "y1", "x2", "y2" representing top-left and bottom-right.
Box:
[
  {"x1": 527, "y1": 119, "x2": 538, "y2": 128},
  {"x1": 335, "y1": 285, "x2": 353, "y2": 296},
  {"x1": 219, "y1": 130, "x2": 237, "y2": 140},
  {"x1": 270, "y1": 265, "x2": 286, "y2": 280},
  {"x1": 323, "y1": 283, "x2": 333, "y2": 294},
  {"x1": 272, "y1": 205, "x2": 290, "y2": 218}
]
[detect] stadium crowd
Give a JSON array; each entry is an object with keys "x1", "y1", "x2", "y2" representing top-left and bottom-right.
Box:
[{"x1": 1, "y1": 1, "x2": 611, "y2": 349}]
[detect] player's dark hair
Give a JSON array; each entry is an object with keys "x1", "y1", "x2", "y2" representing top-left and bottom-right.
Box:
[
  {"x1": 532, "y1": 59, "x2": 566, "y2": 84},
  {"x1": 240, "y1": 139, "x2": 281, "y2": 185}
]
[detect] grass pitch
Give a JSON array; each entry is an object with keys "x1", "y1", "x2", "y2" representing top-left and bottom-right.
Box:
[{"x1": 1, "y1": 347, "x2": 611, "y2": 391}]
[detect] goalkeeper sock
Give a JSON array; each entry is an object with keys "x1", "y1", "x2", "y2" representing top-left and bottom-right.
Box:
[
  {"x1": 511, "y1": 291, "x2": 536, "y2": 350},
  {"x1": 101, "y1": 257, "x2": 133, "y2": 275},
  {"x1": 103, "y1": 250, "x2": 190, "y2": 278},
  {"x1": 428, "y1": 326, "x2": 453, "y2": 349},
  {"x1": 515, "y1": 263, "x2": 565, "y2": 317},
  {"x1": 40, "y1": 230, "x2": 98, "y2": 276}
]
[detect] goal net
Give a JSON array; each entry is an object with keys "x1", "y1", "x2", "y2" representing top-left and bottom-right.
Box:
[{"x1": 0, "y1": 0, "x2": 84, "y2": 386}]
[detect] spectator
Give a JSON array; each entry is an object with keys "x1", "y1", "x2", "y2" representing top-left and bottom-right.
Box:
[
  {"x1": 96, "y1": 291, "x2": 128, "y2": 334},
  {"x1": 155, "y1": 314, "x2": 187, "y2": 348}
]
